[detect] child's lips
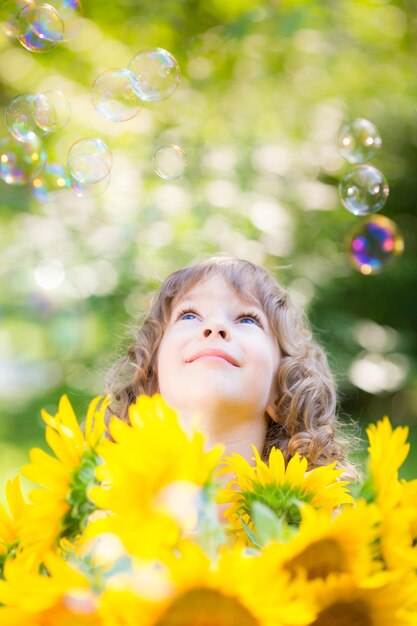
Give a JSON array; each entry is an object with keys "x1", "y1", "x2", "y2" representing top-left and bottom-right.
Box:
[{"x1": 186, "y1": 349, "x2": 239, "y2": 367}]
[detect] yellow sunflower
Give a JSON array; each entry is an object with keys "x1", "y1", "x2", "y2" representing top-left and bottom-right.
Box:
[
  {"x1": 100, "y1": 539, "x2": 315, "y2": 626},
  {"x1": 377, "y1": 478, "x2": 417, "y2": 573},
  {"x1": 365, "y1": 416, "x2": 409, "y2": 510},
  {"x1": 217, "y1": 445, "x2": 353, "y2": 545},
  {"x1": 18, "y1": 394, "x2": 108, "y2": 567},
  {"x1": 306, "y1": 571, "x2": 417, "y2": 626},
  {"x1": 0, "y1": 551, "x2": 102, "y2": 626},
  {"x1": 86, "y1": 394, "x2": 224, "y2": 560},
  {"x1": 0, "y1": 476, "x2": 33, "y2": 573},
  {"x1": 261, "y1": 500, "x2": 380, "y2": 583}
]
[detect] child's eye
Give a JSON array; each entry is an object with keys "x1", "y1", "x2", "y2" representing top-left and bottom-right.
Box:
[
  {"x1": 175, "y1": 307, "x2": 198, "y2": 321},
  {"x1": 238, "y1": 312, "x2": 263, "y2": 327}
]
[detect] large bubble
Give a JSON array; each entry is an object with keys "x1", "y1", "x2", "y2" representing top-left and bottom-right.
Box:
[
  {"x1": 67, "y1": 137, "x2": 112, "y2": 184},
  {"x1": 128, "y1": 48, "x2": 180, "y2": 102},
  {"x1": 16, "y1": 3, "x2": 64, "y2": 52},
  {"x1": 347, "y1": 215, "x2": 404, "y2": 275},
  {"x1": 6, "y1": 92, "x2": 52, "y2": 141},
  {"x1": 339, "y1": 165, "x2": 389, "y2": 216},
  {"x1": 153, "y1": 144, "x2": 186, "y2": 180},
  {"x1": 0, "y1": 134, "x2": 46, "y2": 186},
  {"x1": 92, "y1": 68, "x2": 142, "y2": 122},
  {"x1": 32, "y1": 162, "x2": 72, "y2": 202},
  {"x1": 337, "y1": 118, "x2": 382, "y2": 164}
]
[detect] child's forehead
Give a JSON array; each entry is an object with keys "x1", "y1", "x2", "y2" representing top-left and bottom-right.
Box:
[{"x1": 171, "y1": 274, "x2": 262, "y2": 308}]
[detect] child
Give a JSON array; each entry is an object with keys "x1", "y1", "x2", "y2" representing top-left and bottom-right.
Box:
[{"x1": 105, "y1": 255, "x2": 359, "y2": 483}]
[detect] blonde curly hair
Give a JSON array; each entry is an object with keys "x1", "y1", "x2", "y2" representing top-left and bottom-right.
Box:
[{"x1": 105, "y1": 256, "x2": 360, "y2": 480}]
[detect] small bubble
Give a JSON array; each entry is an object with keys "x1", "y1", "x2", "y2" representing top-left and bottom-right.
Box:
[
  {"x1": 6, "y1": 92, "x2": 52, "y2": 141},
  {"x1": 92, "y1": 68, "x2": 142, "y2": 122},
  {"x1": 153, "y1": 144, "x2": 186, "y2": 180},
  {"x1": 347, "y1": 215, "x2": 404, "y2": 275},
  {"x1": 67, "y1": 137, "x2": 112, "y2": 184},
  {"x1": 339, "y1": 165, "x2": 389, "y2": 216},
  {"x1": 16, "y1": 3, "x2": 64, "y2": 53},
  {"x1": 337, "y1": 118, "x2": 382, "y2": 164},
  {"x1": 129, "y1": 48, "x2": 180, "y2": 102}
]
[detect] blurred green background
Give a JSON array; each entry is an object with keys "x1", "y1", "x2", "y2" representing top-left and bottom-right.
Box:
[{"x1": 0, "y1": 0, "x2": 416, "y2": 489}]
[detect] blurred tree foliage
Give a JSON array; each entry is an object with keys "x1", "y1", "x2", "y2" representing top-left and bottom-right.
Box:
[{"x1": 0, "y1": 0, "x2": 416, "y2": 484}]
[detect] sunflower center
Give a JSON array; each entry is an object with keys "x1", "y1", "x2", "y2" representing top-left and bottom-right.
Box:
[
  {"x1": 155, "y1": 588, "x2": 259, "y2": 626},
  {"x1": 284, "y1": 538, "x2": 345, "y2": 580},
  {"x1": 311, "y1": 600, "x2": 371, "y2": 626}
]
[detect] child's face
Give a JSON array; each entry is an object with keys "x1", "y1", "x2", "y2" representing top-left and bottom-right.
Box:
[{"x1": 156, "y1": 274, "x2": 280, "y2": 423}]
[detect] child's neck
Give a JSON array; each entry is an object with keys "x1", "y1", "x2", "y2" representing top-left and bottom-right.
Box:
[{"x1": 179, "y1": 403, "x2": 269, "y2": 469}]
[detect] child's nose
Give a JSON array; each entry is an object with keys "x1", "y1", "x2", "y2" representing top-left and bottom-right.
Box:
[{"x1": 200, "y1": 319, "x2": 229, "y2": 340}]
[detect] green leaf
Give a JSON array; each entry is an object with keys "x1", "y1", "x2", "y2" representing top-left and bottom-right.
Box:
[
  {"x1": 238, "y1": 513, "x2": 262, "y2": 549},
  {"x1": 252, "y1": 500, "x2": 289, "y2": 545}
]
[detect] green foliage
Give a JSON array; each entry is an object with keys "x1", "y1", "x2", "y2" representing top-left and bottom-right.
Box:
[{"x1": 61, "y1": 451, "x2": 100, "y2": 541}]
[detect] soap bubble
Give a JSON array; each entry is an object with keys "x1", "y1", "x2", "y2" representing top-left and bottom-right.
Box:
[
  {"x1": 339, "y1": 165, "x2": 389, "y2": 216},
  {"x1": 32, "y1": 162, "x2": 72, "y2": 202},
  {"x1": 348, "y1": 215, "x2": 404, "y2": 275},
  {"x1": 92, "y1": 68, "x2": 142, "y2": 122},
  {"x1": 0, "y1": 134, "x2": 46, "y2": 185},
  {"x1": 153, "y1": 144, "x2": 186, "y2": 180},
  {"x1": 67, "y1": 138, "x2": 112, "y2": 184},
  {"x1": 71, "y1": 170, "x2": 110, "y2": 198},
  {"x1": 129, "y1": 48, "x2": 180, "y2": 102},
  {"x1": 16, "y1": 3, "x2": 64, "y2": 52},
  {"x1": 6, "y1": 92, "x2": 52, "y2": 141},
  {"x1": 47, "y1": 0, "x2": 83, "y2": 40},
  {"x1": 337, "y1": 118, "x2": 382, "y2": 164},
  {"x1": 38, "y1": 90, "x2": 71, "y2": 132}
]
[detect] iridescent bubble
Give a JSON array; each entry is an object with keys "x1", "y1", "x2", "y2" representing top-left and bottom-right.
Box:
[
  {"x1": 6, "y1": 92, "x2": 53, "y2": 142},
  {"x1": 38, "y1": 90, "x2": 71, "y2": 132},
  {"x1": 67, "y1": 138, "x2": 112, "y2": 184},
  {"x1": 47, "y1": 0, "x2": 83, "y2": 41},
  {"x1": 32, "y1": 162, "x2": 72, "y2": 202},
  {"x1": 348, "y1": 215, "x2": 404, "y2": 275},
  {"x1": 16, "y1": 3, "x2": 64, "y2": 53},
  {"x1": 92, "y1": 68, "x2": 142, "y2": 122},
  {"x1": 0, "y1": 134, "x2": 46, "y2": 186},
  {"x1": 71, "y1": 170, "x2": 110, "y2": 198},
  {"x1": 128, "y1": 48, "x2": 180, "y2": 102},
  {"x1": 153, "y1": 144, "x2": 186, "y2": 180},
  {"x1": 337, "y1": 118, "x2": 382, "y2": 164},
  {"x1": 339, "y1": 165, "x2": 389, "y2": 216}
]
